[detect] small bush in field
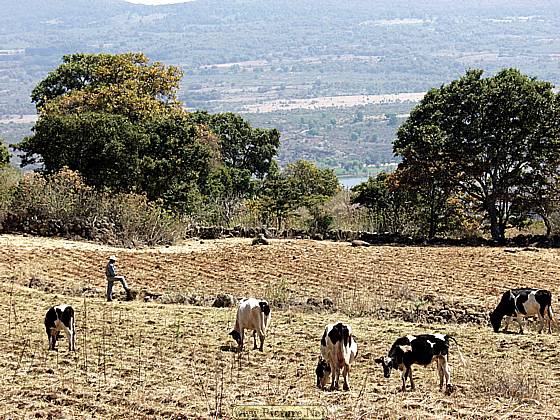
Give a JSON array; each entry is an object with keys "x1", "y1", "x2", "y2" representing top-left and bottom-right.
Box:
[
  {"x1": 475, "y1": 363, "x2": 539, "y2": 400},
  {"x1": 265, "y1": 277, "x2": 290, "y2": 307}
]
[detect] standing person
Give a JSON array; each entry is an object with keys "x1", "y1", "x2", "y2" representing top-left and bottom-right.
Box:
[{"x1": 106, "y1": 255, "x2": 133, "y2": 302}]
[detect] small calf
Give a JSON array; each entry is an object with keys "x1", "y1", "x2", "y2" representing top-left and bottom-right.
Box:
[
  {"x1": 315, "y1": 357, "x2": 332, "y2": 389},
  {"x1": 375, "y1": 334, "x2": 461, "y2": 394},
  {"x1": 316, "y1": 322, "x2": 358, "y2": 391},
  {"x1": 490, "y1": 288, "x2": 554, "y2": 334},
  {"x1": 44, "y1": 304, "x2": 75, "y2": 351},
  {"x1": 229, "y1": 298, "x2": 271, "y2": 352}
]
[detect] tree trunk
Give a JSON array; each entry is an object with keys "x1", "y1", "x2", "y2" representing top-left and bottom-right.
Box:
[
  {"x1": 487, "y1": 201, "x2": 504, "y2": 242},
  {"x1": 543, "y1": 215, "x2": 552, "y2": 237}
]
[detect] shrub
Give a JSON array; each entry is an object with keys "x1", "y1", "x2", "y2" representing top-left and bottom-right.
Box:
[{"x1": 6, "y1": 168, "x2": 185, "y2": 246}]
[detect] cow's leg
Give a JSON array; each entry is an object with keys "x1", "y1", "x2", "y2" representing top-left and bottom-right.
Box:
[
  {"x1": 257, "y1": 330, "x2": 265, "y2": 352},
  {"x1": 60, "y1": 325, "x2": 73, "y2": 351},
  {"x1": 252, "y1": 330, "x2": 258, "y2": 349},
  {"x1": 342, "y1": 364, "x2": 350, "y2": 391},
  {"x1": 49, "y1": 329, "x2": 57, "y2": 351},
  {"x1": 503, "y1": 316, "x2": 511, "y2": 332},
  {"x1": 537, "y1": 312, "x2": 545, "y2": 334},
  {"x1": 48, "y1": 331, "x2": 54, "y2": 350},
  {"x1": 401, "y1": 366, "x2": 411, "y2": 391},
  {"x1": 329, "y1": 363, "x2": 338, "y2": 391},
  {"x1": 436, "y1": 357, "x2": 444, "y2": 390},
  {"x1": 408, "y1": 367, "x2": 415, "y2": 390},
  {"x1": 238, "y1": 329, "x2": 245, "y2": 352},
  {"x1": 515, "y1": 314, "x2": 524, "y2": 334},
  {"x1": 441, "y1": 355, "x2": 453, "y2": 394},
  {"x1": 66, "y1": 325, "x2": 75, "y2": 351}
]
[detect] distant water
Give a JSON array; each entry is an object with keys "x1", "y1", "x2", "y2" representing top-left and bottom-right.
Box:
[{"x1": 339, "y1": 176, "x2": 369, "y2": 189}]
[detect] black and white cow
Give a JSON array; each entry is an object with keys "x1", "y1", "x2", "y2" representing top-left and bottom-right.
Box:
[
  {"x1": 490, "y1": 288, "x2": 554, "y2": 334},
  {"x1": 375, "y1": 334, "x2": 461, "y2": 395},
  {"x1": 315, "y1": 322, "x2": 358, "y2": 391},
  {"x1": 44, "y1": 304, "x2": 75, "y2": 351},
  {"x1": 229, "y1": 297, "x2": 271, "y2": 352}
]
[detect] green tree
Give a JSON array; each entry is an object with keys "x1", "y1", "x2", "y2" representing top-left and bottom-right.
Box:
[
  {"x1": 395, "y1": 68, "x2": 560, "y2": 241},
  {"x1": 16, "y1": 54, "x2": 214, "y2": 211},
  {"x1": 351, "y1": 172, "x2": 415, "y2": 234},
  {"x1": 259, "y1": 160, "x2": 340, "y2": 229},
  {"x1": 31, "y1": 52, "x2": 182, "y2": 120}
]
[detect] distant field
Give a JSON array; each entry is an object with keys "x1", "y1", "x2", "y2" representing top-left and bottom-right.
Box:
[
  {"x1": 2, "y1": 234, "x2": 560, "y2": 418},
  {"x1": 242, "y1": 92, "x2": 425, "y2": 113}
]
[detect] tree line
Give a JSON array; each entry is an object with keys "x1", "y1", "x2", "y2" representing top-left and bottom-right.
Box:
[{"x1": 2, "y1": 54, "x2": 560, "y2": 243}]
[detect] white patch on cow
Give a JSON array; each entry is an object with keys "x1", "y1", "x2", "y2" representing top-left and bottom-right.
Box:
[
  {"x1": 518, "y1": 292, "x2": 541, "y2": 317},
  {"x1": 398, "y1": 344, "x2": 412, "y2": 353},
  {"x1": 432, "y1": 334, "x2": 446, "y2": 342},
  {"x1": 406, "y1": 335, "x2": 416, "y2": 343},
  {"x1": 426, "y1": 340, "x2": 435, "y2": 348}
]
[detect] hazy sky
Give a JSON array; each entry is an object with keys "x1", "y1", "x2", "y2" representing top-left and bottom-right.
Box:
[{"x1": 124, "y1": 0, "x2": 196, "y2": 4}]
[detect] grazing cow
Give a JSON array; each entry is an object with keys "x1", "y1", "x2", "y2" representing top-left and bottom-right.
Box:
[
  {"x1": 316, "y1": 322, "x2": 358, "y2": 391},
  {"x1": 44, "y1": 304, "x2": 75, "y2": 351},
  {"x1": 490, "y1": 288, "x2": 554, "y2": 334},
  {"x1": 375, "y1": 334, "x2": 462, "y2": 395},
  {"x1": 229, "y1": 298, "x2": 271, "y2": 352}
]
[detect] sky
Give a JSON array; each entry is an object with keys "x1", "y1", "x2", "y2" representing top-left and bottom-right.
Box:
[{"x1": 124, "y1": 0, "x2": 196, "y2": 4}]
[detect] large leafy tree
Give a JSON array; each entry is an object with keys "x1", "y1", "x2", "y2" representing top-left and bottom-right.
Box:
[{"x1": 395, "y1": 68, "x2": 560, "y2": 241}]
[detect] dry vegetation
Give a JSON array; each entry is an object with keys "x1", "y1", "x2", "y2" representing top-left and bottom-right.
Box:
[{"x1": 2, "y1": 234, "x2": 560, "y2": 418}]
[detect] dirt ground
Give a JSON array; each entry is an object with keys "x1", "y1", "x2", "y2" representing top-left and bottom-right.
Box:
[{"x1": 1, "y1": 234, "x2": 560, "y2": 419}]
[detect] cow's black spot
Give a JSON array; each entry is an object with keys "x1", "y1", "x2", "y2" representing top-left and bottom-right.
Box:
[
  {"x1": 328, "y1": 323, "x2": 343, "y2": 345},
  {"x1": 535, "y1": 290, "x2": 552, "y2": 317},
  {"x1": 259, "y1": 301, "x2": 271, "y2": 316}
]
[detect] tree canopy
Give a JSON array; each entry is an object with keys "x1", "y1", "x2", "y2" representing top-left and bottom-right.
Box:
[{"x1": 394, "y1": 68, "x2": 560, "y2": 241}]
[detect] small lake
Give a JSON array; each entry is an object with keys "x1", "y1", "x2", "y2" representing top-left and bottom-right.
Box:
[{"x1": 338, "y1": 176, "x2": 369, "y2": 189}]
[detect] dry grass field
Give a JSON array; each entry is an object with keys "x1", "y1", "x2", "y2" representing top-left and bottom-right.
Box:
[{"x1": 2, "y1": 234, "x2": 560, "y2": 419}]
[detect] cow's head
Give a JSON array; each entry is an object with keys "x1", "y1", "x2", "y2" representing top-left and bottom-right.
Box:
[
  {"x1": 315, "y1": 358, "x2": 331, "y2": 389},
  {"x1": 229, "y1": 330, "x2": 242, "y2": 345},
  {"x1": 375, "y1": 356, "x2": 393, "y2": 378},
  {"x1": 489, "y1": 310, "x2": 502, "y2": 333}
]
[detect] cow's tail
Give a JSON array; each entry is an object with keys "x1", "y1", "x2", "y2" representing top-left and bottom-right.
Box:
[
  {"x1": 448, "y1": 336, "x2": 467, "y2": 367},
  {"x1": 341, "y1": 326, "x2": 354, "y2": 365}
]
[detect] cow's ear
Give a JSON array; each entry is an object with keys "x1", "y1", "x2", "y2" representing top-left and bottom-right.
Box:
[{"x1": 374, "y1": 358, "x2": 383, "y2": 364}]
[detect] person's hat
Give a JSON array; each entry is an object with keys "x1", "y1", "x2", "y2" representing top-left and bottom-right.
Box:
[{"x1": 108, "y1": 255, "x2": 117, "y2": 261}]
